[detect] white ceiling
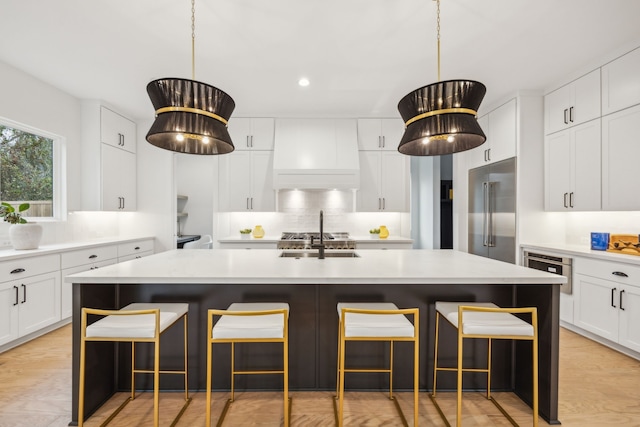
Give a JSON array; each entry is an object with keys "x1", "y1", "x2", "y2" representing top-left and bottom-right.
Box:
[{"x1": 1, "y1": 0, "x2": 639, "y2": 121}]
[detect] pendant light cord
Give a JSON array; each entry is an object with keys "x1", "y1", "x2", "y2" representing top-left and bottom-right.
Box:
[
  {"x1": 436, "y1": 0, "x2": 441, "y2": 82},
  {"x1": 191, "y1": 0, "x2": 196, "y2": 80}
]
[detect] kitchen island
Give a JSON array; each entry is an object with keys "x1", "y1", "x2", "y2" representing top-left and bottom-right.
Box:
[{"x1": 68, "y1": 249, "x2": 565, "y2": 424}]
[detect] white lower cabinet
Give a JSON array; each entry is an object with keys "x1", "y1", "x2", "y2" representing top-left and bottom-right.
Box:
[
  {"x1": 574, "y1": 258, "x2": 640, "y2": 353},
  {"x1": 0, "y1": 254, "x2": 61, "y2": 347}
]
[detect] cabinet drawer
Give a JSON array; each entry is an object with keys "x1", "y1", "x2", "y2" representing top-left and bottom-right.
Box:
[
  {"x1": 61, "y1": 245, "x2": 118, "y2": 269},
  {"x1": 574, "y1": 257, "x2": 640, "y2": 284},
  {"x1": 0, "y1": 254, "x2": 60, "y2": 283},
  {"x1": 118, "y1": 239, "x2": 154, "y2": 258}
]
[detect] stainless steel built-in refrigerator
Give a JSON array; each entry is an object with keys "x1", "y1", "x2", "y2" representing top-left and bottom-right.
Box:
[{"x1": 468, "y1": 157, "x2": 516, "y2": 264}]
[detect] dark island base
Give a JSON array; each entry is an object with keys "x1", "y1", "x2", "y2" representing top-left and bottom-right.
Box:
[{"x1": 72, "y1": 282, "x2": 559, "y2": 424}]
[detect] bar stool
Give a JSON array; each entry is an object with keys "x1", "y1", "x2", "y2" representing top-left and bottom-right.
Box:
[
  {"x1": 335, "y1": 302, "x2": 419, "y2": 426},
  {"x1": 431, "y1": 302, "x2": 538, "y2": 427},
  {"x1": 206, "y1": 302, "x2": 290, "y2": 427},
  {"x1": 78, "y1": 303, "x2": 191, "y2": 427}
]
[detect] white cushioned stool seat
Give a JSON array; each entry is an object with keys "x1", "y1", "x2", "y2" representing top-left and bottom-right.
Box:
[
  {"x1": 435, "y1": 302, "x2": 534, "y2": 337},
  {"x1": 86, "y1": 303, "x2": 189, "y2": 339},
  {"x1": 212, "y1": 302, "x2": 289, "y2": 339},
  {"x1": 337, "y1": 302, "x2": 415, "y2": 338}
]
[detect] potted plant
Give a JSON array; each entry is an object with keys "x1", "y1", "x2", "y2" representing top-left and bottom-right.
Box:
[
  {"x1": 239, "y1": 228, "x2": 252, "y2": 239},
  {"x1": 369, "y1": 228, "x2": 380, "y2": 239},
  {"x1": 1, "y1": 202, "x2": 43, "y2": 250}
]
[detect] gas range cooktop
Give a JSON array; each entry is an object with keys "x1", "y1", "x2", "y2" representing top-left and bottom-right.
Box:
[{"x1": 277, "y1": 232, "x2": 355, "y2": 250}]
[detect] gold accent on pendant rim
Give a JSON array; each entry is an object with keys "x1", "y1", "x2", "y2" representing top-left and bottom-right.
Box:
[
  {"x1": 155, "y1": 106, "x2": 228, "y2": 125},
  {"x1": 405, "y1": 107, "x2": 477, "y2": 127}
]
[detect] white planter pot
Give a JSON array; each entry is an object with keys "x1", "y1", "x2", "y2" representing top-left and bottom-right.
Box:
[
  {"x1": 9, "y1": 223, "x2": 43, "y2": 250},
  {"x1": 240, "y1": 234, "x2": 250, "y2": 239},
  {"x1": 370, "y1": 234, "x2": 379, "y2": 239}
]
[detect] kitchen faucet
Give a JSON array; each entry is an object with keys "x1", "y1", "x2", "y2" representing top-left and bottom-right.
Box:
[{"x1": 310, "y1": 210, "x2": 325, "y2": 259}]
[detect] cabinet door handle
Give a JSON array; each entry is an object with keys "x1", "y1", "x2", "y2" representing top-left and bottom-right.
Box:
[
  {"x1": 89, "y1": 254, "x2": 98, "y2": 259},
  {"x1": 382, "y1": 135, "x2": 385, "y2": 148},
  {"x1": 122, "y1": 197, "x2": 125, "y2": 210},
  {"x1": 382, "y1": 198, "x2": 386, "y2": 210},
  {"x1": 563, "y1": 193, "x2": 568, "y2": 208},
  {"x1": 13, "y1": 286, "x2": 18, "y2": 306},
  {"x1": 487, "y1": 148, "x2": 491, "y2": 162},
  {"x1": 10, "y1": 268, "x2": 25, "y2": 274},
  {"x1": 134, "y1": 246, "x2": 140, "y2": 250},
  {"x1": 611, "y1": 287, "x2": 617, "y2": 308},
  {"x1": 250, "y1": 135, "x2": 254, "y2": 147},
  {"x1": 569, "y1": 106, "x2": 574, "y2": 123},
  {"x1": 250, "y1": 198, "x2": 253, "y2": 210},
  {"x1": 563, "y1": 108, "x2": 569, "y2": 124},
  {"x1": 620, "y1": 289, "x2": 626, "y2": 311},
  {"x1": 569, "y1": 192, "x2": 574, "y2": 208},
  {"x1": 484, "y1": 149, "x2": 488, "y2": 162},
  {"x1": 246, "y1": 136, "x2": 250, "y2": 148},
  {"x1": 612, "y1": 271, "x2": 629, "y2": 278},
  {"x1": 21, "y1": 284, "x2": 26, "y2": 304}
]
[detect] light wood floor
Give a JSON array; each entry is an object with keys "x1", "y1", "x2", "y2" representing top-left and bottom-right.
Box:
[{"x1": 1, "y1": 325, "x2": 639, "y2": 426}]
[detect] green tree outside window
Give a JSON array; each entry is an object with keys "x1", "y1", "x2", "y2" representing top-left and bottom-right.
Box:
[{"x1": 0, "y1": 124, "x2": 54, "y2": 217}]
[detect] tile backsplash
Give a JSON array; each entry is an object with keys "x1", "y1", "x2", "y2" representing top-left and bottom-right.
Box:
[{"x1": 217, "y1": 189, "x2": 411, "y2": 239}]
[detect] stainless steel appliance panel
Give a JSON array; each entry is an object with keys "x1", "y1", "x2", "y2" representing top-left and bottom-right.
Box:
[
  {"x1": 468, "y1": 157, "x2": 516, "y2": 264},
  {"x1": 523, "y1": 250, "x2": 573, "y2": 294}
]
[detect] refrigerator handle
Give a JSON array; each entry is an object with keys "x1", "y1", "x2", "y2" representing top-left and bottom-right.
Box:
[
  {"x1": 483, "y1": 182, "x2": 489, "y2": 247},
  {"x1": 487, "y1": 182, "x2": 495, "y2": 247}
]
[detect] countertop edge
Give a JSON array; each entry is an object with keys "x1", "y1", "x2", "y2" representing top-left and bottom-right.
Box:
[
  {"x1": 521, "y1": 243, "x2": 640, "y2": 266},
  {"x1": 0, "y1": 236, "x2": 155, "y2": 261}
]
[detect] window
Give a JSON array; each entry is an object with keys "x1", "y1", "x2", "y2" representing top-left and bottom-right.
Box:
[{"x1": 0, "y1": 118, "x2": 65, "y2": 220}]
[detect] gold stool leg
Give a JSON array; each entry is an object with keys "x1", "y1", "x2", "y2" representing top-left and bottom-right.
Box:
[
  {"x1": 414, "y1": 311, "x2": 420, "y2": 426},
  {"x1": 78, "y1": 311, "x2": 87, "y2": 427},
  {"x1": 487, "y1": 338, "x2": 492, "y2": 400},
  {"x1": 456, "y1": 328, "x2": 463, "y2": 427},
  {"x1": 205, "y1": 313, "x2": 213, "y2": 427},
  {"x1": 432, "y1": 312, "x2": 440, "y2": 397},
  {"x1": 533, "y1": 312, "x2": 539, "y2": 427},
  {"x1": 338, "y1": 320, "x2": 346, "y2": 427},
  {"x1": 153, "y1": 336, "x2": 160, "y2": 427},
  {"x1": 389, "y1": 340, "x2": 394, "y2": 399},
  {"x1": 284, "y1": 321, "x2": 290, "y2": 427},
  {"x1": 131, "y1": 341, "x2": 136, "y2": 400}
]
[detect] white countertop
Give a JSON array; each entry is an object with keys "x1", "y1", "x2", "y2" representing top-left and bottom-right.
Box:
[
  {"x1": 0, "y1": 236, "x2": 154, "y2": 262},
  {"x1": 521, "y1": 243, "x2": 640, "y2": 266},
  {"x1": 66, "y1": 248, "x2": 565, "y2": 285}
]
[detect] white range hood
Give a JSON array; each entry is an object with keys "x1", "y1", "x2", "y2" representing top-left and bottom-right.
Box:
[{"x1": 273, "y1": 118, "x2": 360, "y2": 190}]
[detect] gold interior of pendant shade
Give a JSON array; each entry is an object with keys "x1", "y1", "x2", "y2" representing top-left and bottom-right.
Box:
[
  {"x1": 395, "y1": 0, "x2": 486, "y2": 156},
  {"x1": 145, "y1": 0, "x2": 236, "y2": 155}
]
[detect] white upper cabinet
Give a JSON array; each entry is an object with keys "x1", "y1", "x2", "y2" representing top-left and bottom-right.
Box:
[
  {"x1": 545, "y1": 119, "x2": 601, "y2": 211},
  {"x1": 602, "y1": 46, "x2": 640, "y2": 116},
  {"x1": 100, "y1": 106, "x2": 136, "y2": 153},
  {"x1": 545, "y1": 69, "x2": 600, "y2": 135},
  {"x1": 81, "y1": 101, "x2": 137, "y2": 211},
  {"x1": 219, "y1": 150, "x2": 275, "y2": 212},
  {"x1": 357, "y1": 118, "x2": 404, "y2": 151},
  {"x1": 357, "y1": 150, "x2": 409, "y2": 212},
  {"x1": 228, "y1": 118, "x2": 275, "y2": 150},
  {"x1": 467, "y1": 99, "x2": 517, "y2": 170},
  {"x1": 602, "y1": 103, "x2": 640, "y2": 211}
]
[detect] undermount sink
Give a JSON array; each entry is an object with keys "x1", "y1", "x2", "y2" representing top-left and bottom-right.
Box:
[{"x1": 279, "y1": 251, "x2": 360, "y2": 258}]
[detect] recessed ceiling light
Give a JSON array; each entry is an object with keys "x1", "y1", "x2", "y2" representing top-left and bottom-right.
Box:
[{"x1": 298, "y1": 78, "x2": 310, "y2": 87}]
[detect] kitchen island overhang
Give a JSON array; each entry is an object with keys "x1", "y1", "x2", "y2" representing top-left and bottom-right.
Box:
[{"x1": 68, "y1": 249, "x2": 565, "y2": 425}]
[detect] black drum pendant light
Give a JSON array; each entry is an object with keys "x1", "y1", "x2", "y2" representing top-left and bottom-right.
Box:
[
  {"x1": 397, "y1": 0, "x2": 486, "y2": 156},
  {"x1": 146, "y1": 0, "x2": 235, "y2": 155}
]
